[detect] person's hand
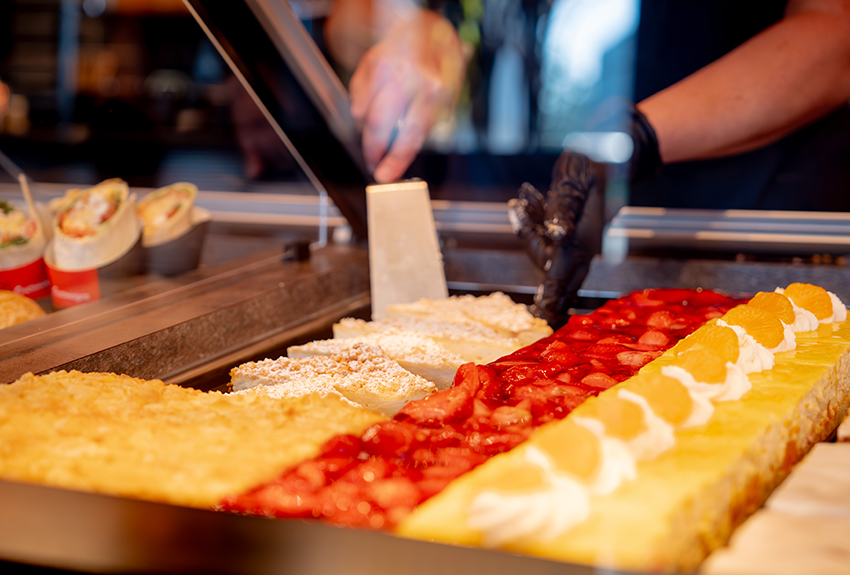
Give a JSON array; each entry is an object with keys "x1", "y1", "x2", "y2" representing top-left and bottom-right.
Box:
[
  {"x1": 509, "y1": 154, "x2": 606, "y2": 330},
  {"x1": 349, "y1": 10, "x2": 465, "y2": 183},
  {"x1": 509, "y1": 104, "x2": 661, "y2": 329}
]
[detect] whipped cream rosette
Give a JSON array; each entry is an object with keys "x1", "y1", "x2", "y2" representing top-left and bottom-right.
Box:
[
  {"x1": 136, "y1": 182, "x2": 198, "y2": 247},
  {"x1": 47, "y1": 178, "x2": 141, "y2": 271}
]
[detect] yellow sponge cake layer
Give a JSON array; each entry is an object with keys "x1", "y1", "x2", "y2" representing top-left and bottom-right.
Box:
[
  {"x1": 0, "y1": 371, "x2": 385, "y2": 509},
  {"x1": 397, "y1": 320, "x2": 850, "y2": 572}
]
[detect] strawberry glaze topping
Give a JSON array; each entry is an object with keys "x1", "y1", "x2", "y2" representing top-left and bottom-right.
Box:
[{"x1": 219, "y1": 288, "x2": 745, "y2": 528}]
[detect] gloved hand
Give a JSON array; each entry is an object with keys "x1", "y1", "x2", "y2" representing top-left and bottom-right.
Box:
[{"x1": 509, "y1": 104, "x2": 661, "y2": 329}]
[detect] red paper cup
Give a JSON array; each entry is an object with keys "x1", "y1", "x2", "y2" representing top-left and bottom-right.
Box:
[
  {"x1": 46, "y1": 264, "x2": 101, "y2": 309},
  {"x1": 0, "y1": 257, "x2": 51, "y2": 299}
]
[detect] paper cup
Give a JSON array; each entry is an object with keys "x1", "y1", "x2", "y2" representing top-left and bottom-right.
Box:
[
  {"x1": 143, "y1": 207, "x2": 210, "y2": 277},
  {"x1": 0, "y1": 256, "x2": 51, "y2": 299},
  {"x1": 45, "y1": 235, "x2": 144, "y2": 309}
]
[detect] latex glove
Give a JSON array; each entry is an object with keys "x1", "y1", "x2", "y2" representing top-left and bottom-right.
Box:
[
  {"x1": 509, "y1": 105, "x2": 661, "y2": 329},
  {"x1": 349, "y1": 10, "x2": 465, "y2": 183},
  {"x1": 509, "y1": 154, "x2": 606, "y2": 330}
]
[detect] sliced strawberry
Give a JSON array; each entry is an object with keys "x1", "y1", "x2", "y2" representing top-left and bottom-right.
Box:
[
  {"x1": 583, "y1": 343, "x2": 628, "y2": 358},
  {"x1": 638, "y1": 330, "x2": 670, "y2": 347},
  {"x1": 362, "y1": 421, "x2": 415, "y2": 457},
  {"x1": 566, "y1": 329, "x2": 598, "y2": 341},
  {"x1": 363, "y1": 477, "x2": 421, "y2": 510},
  {"x1": 571, "y1": 315, "x2": 595, "y2": 327},
  {"x1": 581, "y1": 372, "x2": 618, "y2": 389},
  {"x1": 646, "y1": 310, "x2": 675, "y2": 329},
  {"x1": 294, "y1": 460, "x2": 328, "y2": 488},
  {"x1": 339, "y1": 458, "x2": 391, "y2": 485},
  {"x1": 589, "y1": 359, "x2": 611, "y2": 374},
  {"x1": 490, "y1": 405, "x2": 532, "y2": 428},
  {"x1": 397, "y1": 386, "x2": 472, "y2": 425},
  {"x1": 597, "y1": 335, "x2": 634, "y2": 344},
  {"x1": 631, "y1": 291, "x2": 666, "y2": 307},
  {"x1": 617, "y1": 350, "x2": 663, "y2": 367}
]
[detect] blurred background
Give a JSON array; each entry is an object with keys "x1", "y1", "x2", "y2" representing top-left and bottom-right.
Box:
[{"x1": 0, "y1": 0, "x2": 638, "y2": 208}]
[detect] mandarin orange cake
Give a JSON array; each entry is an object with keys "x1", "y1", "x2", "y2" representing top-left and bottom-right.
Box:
[{"x1": 222, "y1": 284, "x2": 850, "y2": 572}]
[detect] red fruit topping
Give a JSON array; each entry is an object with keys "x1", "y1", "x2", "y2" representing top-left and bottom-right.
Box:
[
  {"x1": 567, "y1": 329, "x2": 597, "y2": 341},
  {"x1": 220, "y1": 288, "x2": 746, "y2": 530},
  {"x1": 646, "y1": 310, "x2": 675, "y2": 329},
  {"x1": 638, "y1": 330, "x2": 671, "y2": 347},
  {"x1": 617, "y1": 350, "x2": 663, "y2": 368},
  {"x1": 581, "y1": 372, "x2": 618, "y2": 389}
]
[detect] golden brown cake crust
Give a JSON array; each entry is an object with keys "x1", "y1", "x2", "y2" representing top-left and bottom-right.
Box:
[
  {"x1": 0, "y1": 371, "x2": 384, "y2": 508},
  {"x1": 0, "y1": 290, "x2": 45, "y2": 329}
]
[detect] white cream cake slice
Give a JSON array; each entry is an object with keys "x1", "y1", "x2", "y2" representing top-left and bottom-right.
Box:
[
  {"x1": 333, "y1": 316, "x2": 521, "y2": 365},
  {"x1": 288, "y1": 333, "x2": 464, "y2": 391},
  {"x1": 385, "y1": 291, "x2": 552, "y2": 346},
  {"x1": 230, "y1": 343, "x2": 436, "y2": 417}
]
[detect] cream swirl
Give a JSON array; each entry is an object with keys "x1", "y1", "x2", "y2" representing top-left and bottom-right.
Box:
[
  {"x1": 679, "y1": 387, "x2": 715, "y2": 427},
  {"x1": 828, "y1": 291, "x2": 847, "y2": 323},
  {"x1": 768, "y1": 322, "x2": 796, "y2": 353},
  {"x1": 616, "y1": 389, "x2": 676, "y2": 460},
  {"x1": 466, "y1": 447, "x2": 590, "y2": 547},
  {"x1": 661, "y1": 361, "x2": 751, "y2": 402},
  {"x1": 717, "y1": 320, "x2": 774, "y2": 373},
  {"x1": 572, "y1": 417, "x2": 637, "y2": 494}
]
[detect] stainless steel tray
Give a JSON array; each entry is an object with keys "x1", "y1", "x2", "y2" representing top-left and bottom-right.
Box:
[{"x1": 0, "y1": 478, "x2": 626, "y2": 575}]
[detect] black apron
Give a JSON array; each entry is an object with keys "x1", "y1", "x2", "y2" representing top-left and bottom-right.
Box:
[{"x1": 630, "y1": 0, "x2": 850, "y2": 211}]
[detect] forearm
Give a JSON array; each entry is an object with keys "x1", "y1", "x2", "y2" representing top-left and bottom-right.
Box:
[
  {"x1": 638, "y1": 3, "x2": 850, "y2": 163},
  {"x1": 324, "y1": 0, "x2": 424, "y2": 72}
]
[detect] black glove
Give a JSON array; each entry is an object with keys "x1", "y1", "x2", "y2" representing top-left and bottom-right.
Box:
[{"x1": 509, "y1": 104, "x2": 661, "y2": 330}]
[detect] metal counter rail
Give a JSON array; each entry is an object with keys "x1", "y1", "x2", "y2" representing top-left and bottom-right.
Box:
[{"x1": 0, "y1": 244, "x2": 370, "y2": 385}]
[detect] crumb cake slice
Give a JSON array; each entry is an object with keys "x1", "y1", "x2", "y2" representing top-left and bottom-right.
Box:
[
  {"x1": 333, "y1": 316, "x2": 520, "y2": 364},
  {"x1": 288, "y1": 333, "x2": 464, "y2": 391},
  {"x1": 0, "y1": 371, "x2": 384, "y2": 508},
  {"x1": 230, "y1": 343, "x2": 436, "y2": 417},
  {"x1": 385, "y1": 292, "x2": 552, "y2": 346}
]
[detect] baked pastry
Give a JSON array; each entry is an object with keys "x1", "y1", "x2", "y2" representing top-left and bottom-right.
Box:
[
  {"x1": 385, "y1": 292, "x2": 552, "y2": 346},
  {"x1": 230, "y1": 343, "x2": 436, "y2": 417},
  {"x1": 48, "y1": 178, "x2": 141, "y2": 270},
  {"x1": 0, "y1": 200, "x2": 38, "y2": 249},
  {"x1": 396, "y1": 284, "x2": 850, "y2": 572},
  {"x1": 0, "y1": 371, "x2": 384, "y2": 508},
  {"x1": 0, "y1": 289, "x2": 45, "y2": 329},
  {"x1": 136, "y1": 182, "x2": 197, "y2": 246},
  {"x1": 288, "y1": 332, "x2": 465, "y2": 391},
  {"x1": 334, "y1": 316, "x2": 521, "y2": 365}
]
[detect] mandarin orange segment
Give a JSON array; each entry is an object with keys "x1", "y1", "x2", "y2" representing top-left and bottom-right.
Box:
[
  {"x1": 676, "y1": 324, "x2": 740, "y2": 364},
  {"x1": 784, "y1": 282, "x2": 833, "y2": 320},
  {"x1": 723, "y1": 305, "x2": 785, "y2": 349},
  {"x1": 670, "y1": 347, "x2": 728, "y2": 383},
  {"x1": 621, "y1": 372, "x2": 693, "y2": 426},
  {"x1": 577, "y1": 396, "x2": 647, "y2": 440},
  {"x1": 535, "y1": 419, "x2": 601, "y2": 481},
  {"x1": 492, "y1": 463, "x2": 550, "y2": 494},
  {"x1": 748, "y1": 291, "x2": 796, "y2": 325}
]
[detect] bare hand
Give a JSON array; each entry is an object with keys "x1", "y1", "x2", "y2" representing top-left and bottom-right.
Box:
[{"x1": 349, "y1": 11, "x2": 465, "y2": 183}]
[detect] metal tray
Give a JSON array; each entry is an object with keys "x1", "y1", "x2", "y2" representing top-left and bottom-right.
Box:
[{"x1": 0, "y1": 477, "x2": 628, "y2": 575}]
